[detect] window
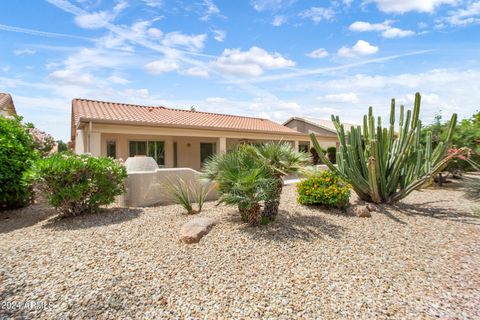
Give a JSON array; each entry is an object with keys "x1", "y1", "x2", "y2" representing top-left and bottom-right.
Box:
[
  {"x1": 173, "y1": 142, "x2": 178, "y2": 168},
  {"x1": 129, "y1": 140, "x2": 165, "y2": 165},
  {"x1": 106, "y1": 140, "x2": 116, "y2": 158},
  {"x1": 200, "y1": 143, "x2": 216, "y2": 166},
  {"x1": 299, "y1": 144, "x2": 309, "y2": 153}
]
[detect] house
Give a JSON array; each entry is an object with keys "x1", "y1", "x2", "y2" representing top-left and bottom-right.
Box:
[
  {"x1": 71, "y1": 99, "x2": 336, "y2": 171},
  {"x1": 283, "y1": 116, "x2": 358, "y2": 149},
  {"x1": 0, "y1": 93, "x2": 17, "y2": 117}
]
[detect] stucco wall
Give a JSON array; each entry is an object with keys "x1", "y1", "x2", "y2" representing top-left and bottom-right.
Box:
[
  {"x1": 119, "y1": 167, "x2": 217, "y2": 207},
  {"x1": 285, "y1": 119, "x2": 338, "y2": 149}
]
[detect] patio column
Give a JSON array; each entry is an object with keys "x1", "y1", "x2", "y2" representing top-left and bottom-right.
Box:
[
  {"x1": 165, "y1": 139, "x2": 174, "y2": 168},
  {"x1": 89, "y1": 132, "x2": 101, "y2": 157},
  {"x1": 294, "y1": 140, "x2": 299, "y2": 152},
  {"x1": 218, "y1": 137, "x2": 227, "y2": 153}
]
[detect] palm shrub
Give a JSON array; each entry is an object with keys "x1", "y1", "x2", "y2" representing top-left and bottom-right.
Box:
[
  {"x1": 311, "y1": 93, "x2": 466, "y2": 204},
  {"x1": 165, "y1": 177, "x2": 214, "y2": 214},
  {"x1": 253, "y1": 143, "x2": 310, "y2": 221},
  {"x1": 203, "y1": 145, "x2": 277, "y2": 226},
  {"x1": 29, "y1": 152, "x2": 127, "y2": 216}
]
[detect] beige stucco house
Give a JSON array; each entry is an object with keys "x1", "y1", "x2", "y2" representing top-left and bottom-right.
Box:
[
  {"x1": 0, "y1": 93, "x2": 17, "y2": 117},
  {"x1": 283, "y1": 116, "x2": 358, "y2": 149},
  {"x1": 71, "y1": 99, "x2": 337, "y2": 171}
]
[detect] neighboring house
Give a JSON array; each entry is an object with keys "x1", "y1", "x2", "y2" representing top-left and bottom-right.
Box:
[
  {"x1": 283, "y1": 116, "x2": 358, "y2": 149},
  {"x1": 0, "y1": 93, "x2": 17, "y2": 117},
  {"x1": 71, "y1": 99, "x2": 336, "y2": 171}
]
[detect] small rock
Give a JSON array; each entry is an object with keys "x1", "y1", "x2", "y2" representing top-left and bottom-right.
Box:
[
  {"x1": 366, "y1": 203, "x2": 379, "y2": 212},
  {"x1": 180, "y1": 217, "x2": 216, "y2": 244},
  {"x1": 350, "y1": 205, "x2": 371, "y2": 218}
]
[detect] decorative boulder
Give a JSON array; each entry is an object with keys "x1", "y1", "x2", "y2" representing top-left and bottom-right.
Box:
[
  {"x1": 366, "y1": 203, "x2": 379, "y2": 212},
  {"x1": 180, "y1": 217, "x2": 216, "y2": 244}
]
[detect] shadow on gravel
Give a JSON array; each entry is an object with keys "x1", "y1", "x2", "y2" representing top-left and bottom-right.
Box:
[
  {"x1": 240, "y1": 209, "x2": 346, "y2": 242},
  {"x1": 42, "y1": 207, "x2": 144, "y2": 231},
  {"x1": 0, "y1": 204, "x2": 57, "y2": 234}
]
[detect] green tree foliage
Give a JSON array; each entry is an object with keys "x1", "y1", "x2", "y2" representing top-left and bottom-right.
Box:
[{"x1": 0, "y1": 116, "x2": 37, "y2": 209}]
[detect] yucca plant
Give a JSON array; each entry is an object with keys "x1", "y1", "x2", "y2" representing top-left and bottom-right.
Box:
[
  {"x1": 311, "y1": 92, "x2": 467, "y2": 204},
  {"x1": 165, "y1": 177, "x2": 214, "y2": 214},
  {"x1": 203, "y1": 145, "x2": 277, "y2": 226},
  {"x1": 253, "y1": 142, "x2": 310, "y2": 220}
]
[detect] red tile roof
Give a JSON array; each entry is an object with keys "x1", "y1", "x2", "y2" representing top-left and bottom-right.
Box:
[
  {"x1": 72, "y1": 98, "x2": 302, "y2": 137},
  {"x1": 0, "y1": 93, "x2": 16, "y2": 116}
]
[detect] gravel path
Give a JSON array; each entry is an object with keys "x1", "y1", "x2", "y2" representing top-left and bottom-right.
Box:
[{"x1": 1, "y1": 179, "x2": 479, "y2": 319}]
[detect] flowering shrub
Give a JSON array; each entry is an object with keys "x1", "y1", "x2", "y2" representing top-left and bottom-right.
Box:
[
  {"x1": 31, "y1": 153, "x2": 127, "y2": 216},
  {"x1": 297, "y1": 170, "x2": 350, "y2": 208},
  {"x1": 0, "y1": 116, "x2": 37, "y2": 209},
  {"x1": 26, "y1": 125, "x2": 56, "y2": 157}
]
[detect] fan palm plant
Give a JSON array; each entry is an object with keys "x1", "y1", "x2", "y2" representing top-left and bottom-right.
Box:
[
  {"x1": 253, "y1": 142, "x2": 310, "y2": 220},
  {"x1": 203, "y1": 145, "x2": 277, "y2": 226}
]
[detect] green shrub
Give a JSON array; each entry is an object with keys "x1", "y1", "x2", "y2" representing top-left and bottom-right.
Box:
[
  {"x1": 165, "y1": 177, "x2": 214, "y2": 214},
  {"x1": 326, "y1": 146, "x2": 337, "y2": 164},
  {"x1": 297, "y1": 170, "x2": 350, "y2": 208},
  {"x1": 0, "y1": 116, "x2": 38, "y2": 209},
  {"x1": 31, "y1": 153, "x2": 127, "y2": 216}
]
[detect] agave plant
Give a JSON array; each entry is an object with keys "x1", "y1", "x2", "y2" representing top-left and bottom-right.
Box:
[
  {"x1": 253, "y1": 142, "x2": 310, "y2": 220},
  {"x1": 310, "y1": 93, "x2": 467, "y2": 204},
  {"x1": 203, "y1": 145, "x2": 277, "y2": 226}
]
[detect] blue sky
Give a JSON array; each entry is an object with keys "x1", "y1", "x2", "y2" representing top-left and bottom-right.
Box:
[{"x1": 0, "y1": 0, "x2": 479, "y2": 141}]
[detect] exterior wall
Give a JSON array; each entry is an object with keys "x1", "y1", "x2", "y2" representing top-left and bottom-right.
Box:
[
  {"x1": 75, "y1": 129, "x2": 86, "y2": 154},
  {"x1": 121, "y1": 167, "x2": 218, "y2": 207}
]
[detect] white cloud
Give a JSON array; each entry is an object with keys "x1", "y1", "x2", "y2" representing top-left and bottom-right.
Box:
[
  {"x1": 306, "y1": 48, "x2": 329, "y2": 58},
  {"x1": 213, "y1": 29, "x2": 226, "y2": 42},
  {"x1": 142, "y1": 0, "x2": 163, "y2": 7},
  {"x1": 322, "y1": 92, "x2": 359, "y2": 103},
  {"x1": 212, "y1": 46, "x2": 295, "y2": 77},
  {"x1": 1, "y1": 66, "x2": 11, "y2": 73},
  {"x1": 369, "y1": 0, "x2": 457, "y2": 14},
  {"x1": 381, "y1": 27, "x2": 415, "y2": 38},
  {"x1": 108, "y1": 75, "x2": 131, "y2": 85},
  {"x1": 48, "y1": 69, "x2": 95, "y2": 86},
  {"x1": 338, "y1": 40, "x2": 379, "y2": 57},
  {"x1": 439, "y1": 1, "x2": 480, "y2": 26},
  {"x1": 299, "y1": 7, "x2": 335, "y2": 23},
  {"x1": 349, "y1": 20, "x2": 415, "y2": 38},
  {"x1": 119, "y1": 88, "x2": 150, "y2": 99},
  {"x1": 74, "y1": 1, "x2": 128, "y2": 29},
  {"x1": 205, "y1": 97, "x2": 228, "y2": 104},
  {"x1": 162, "y1": 32, "x2": 207, "y2": 51},
  {"x1": 200, "y1": 0, "x2": 221, "y2": 21},
  {"x1": 144, "y1": 60, "x2": 179, "y2": 74},
  {"x1": 272, "y1": 15, "x2": 287, "y2": 26},
  {"x1": 181, "y1": 67, "x2": 209, "y2": 78},
  {"x1": 407, "y1": 93, "x2": 439, "y2": 104},
  {"x1": 250, "y1": 0, "x2": 296, "y2": 12},
  {"x1": 14, "y1": 49, "x2": 37, "y2": 56}
]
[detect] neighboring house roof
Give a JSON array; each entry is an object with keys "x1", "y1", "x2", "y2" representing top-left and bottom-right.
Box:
[
  {"x1": 71, "y1": 98, "x2": 303, "y2": 139},
  {"x1": 0, "y1": 93, "x2": 17, "y2": 116},
  {"x1": 283, "y1": 116, "x2": 359, "y2": 134}
]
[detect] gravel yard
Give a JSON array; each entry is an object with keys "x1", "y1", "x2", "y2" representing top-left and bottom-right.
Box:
[{"x1": 1, "y1": 180, "x2": 479, "y2": 319}]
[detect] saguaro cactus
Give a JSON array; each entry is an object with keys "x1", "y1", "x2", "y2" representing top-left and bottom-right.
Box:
[{"x1": 311, "y1": 92, "x2": 466, "y2": 204}]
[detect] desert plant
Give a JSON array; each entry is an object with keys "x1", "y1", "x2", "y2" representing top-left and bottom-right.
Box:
[
  {"x1": 165, "y1": 177, "x2": 214, "y2": 214},
  {"x1": 311, "y1": 93, "x2": 466, "y2": 204},
  {"x1": 30, "y1": 152, "x2": 127, "y2": 216},
  {"x1": 253, "y1": 142, "x2": 310, "y2": 221},
  {"x1": 0, "y1": 116, "x2": 38, "y2": 209},
  {"x1": 297, "y1": 170, "x2": 350, "y2": 208},
  {"x1": 203, "y1": 146, "x2": 277, "y2": 226}
]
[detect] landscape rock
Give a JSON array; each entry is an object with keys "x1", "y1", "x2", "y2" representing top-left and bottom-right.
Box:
[
  {"x1": 350, "y1": 205, "x2": 371, "y2": 218},
  {"x1": 180, "y1": 217, "x2": 216, "y2": 244},
  {"x1": 366, "y1": 203, "x2": 379, "y2": 212}
]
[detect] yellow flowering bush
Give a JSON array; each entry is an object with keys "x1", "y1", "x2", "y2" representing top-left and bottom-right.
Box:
[{"x1": 297, "y1": 170, "x2": 350, "y2": 208}]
